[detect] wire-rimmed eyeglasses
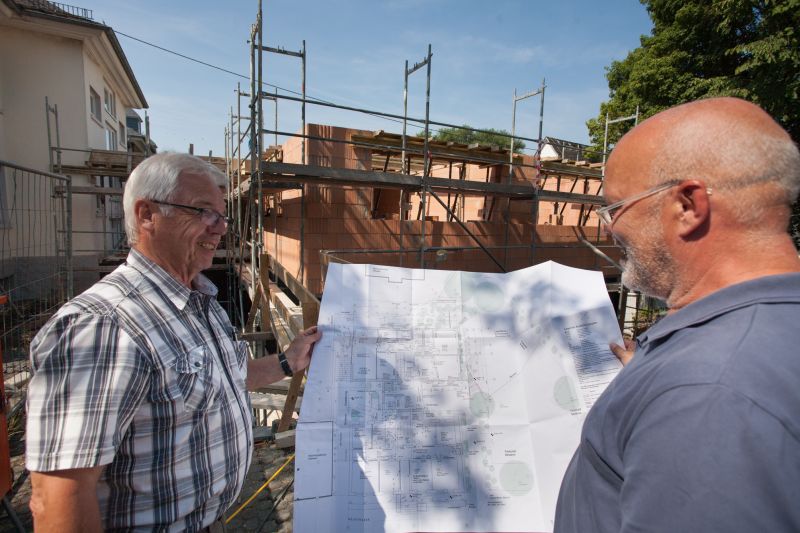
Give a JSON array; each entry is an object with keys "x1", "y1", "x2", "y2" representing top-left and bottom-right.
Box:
[
  {"x1": 152, "y1": 200, "x2": 232, "y2": 227},
  {"x1": 596, "y1": 181, "x2": 681, "y2": 227}
]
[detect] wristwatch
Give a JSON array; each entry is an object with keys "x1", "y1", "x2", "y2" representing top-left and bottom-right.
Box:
[{"x1": 277, "y1": 352, "x2": 293, "y2": 377}]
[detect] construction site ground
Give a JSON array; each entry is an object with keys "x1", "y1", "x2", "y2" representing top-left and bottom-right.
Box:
[{"x1": 0, "y1": 413, "x2": 297, "y2": 532}]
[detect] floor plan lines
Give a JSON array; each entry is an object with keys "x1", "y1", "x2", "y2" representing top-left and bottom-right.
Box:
[{"x1": 295, "y1": 261, "x2": 623, "y2": 532}]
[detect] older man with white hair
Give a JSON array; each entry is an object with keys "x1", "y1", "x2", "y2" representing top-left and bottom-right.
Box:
[
  {"x1": 26, "y1": 152, "x2": 320, "y2": 531},
  {"x1": 555, "y1": 98, "x2": 800, "y2": 532}
]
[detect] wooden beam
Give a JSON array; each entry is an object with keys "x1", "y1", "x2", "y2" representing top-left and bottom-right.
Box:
[
  {"x1": 55, "y1": 186, "x2": 123, "y2": 196},
  {"x1": 352, "y1": 132, "x2": 520, "y2": 166},
  {"x1": 535, "y1": 189, "x2": 604, "y2": 206},
  {"x1": 266, "y1": 253, "x2": 321, "y2": 310},
  {"x1": 251, "y1": 377, "x2": 293, "y2": 395},
  {"x1": 262, "y1": 162, "x2": 536, "y2": 198},
  {"x1": 55, "y1": 166, "x2": 131, "y2": 178},
  {"x1": 245, "y1": 284, "x2": 263, "y2": 332},
  {"x1": 266, "y1": 253, "x2": 321, "y2": 434},
  {"x1": 270, "y1": 283, "x2": 305, "y2": 336},
  {"x1": 268, "y1": 301, "x2": 294, "y2": 352},
  {"x1": 540, "y1": 160, "x2": 603, "y2": 179},
  {"x1": 274, "y1": 429, "x2": 296, "y2": 449},
  {"x1": 249, "y1": 391, "x2": 302, "y2": 411},
  {"x1": 261, "y1": 162, "x2": 606, "y2": 205},
  {"x1": 239, "y1": 331, "x2": 274, "y2": 342}
]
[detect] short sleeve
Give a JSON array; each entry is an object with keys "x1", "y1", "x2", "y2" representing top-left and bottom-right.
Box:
[
  {"x1": 620, "y1": 385, "x2": 800, "y2": 532},
  {"x1": 26, "y1": 312, "x2": 151, "y2": 472}
]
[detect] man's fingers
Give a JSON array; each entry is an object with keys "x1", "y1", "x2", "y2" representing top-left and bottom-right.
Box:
[
  {"x1": 610, "y1": 342, "x2": 634, "y2": 366},
  {"x1": 623, "y1": 338, "x2": 636, "y2": 351},
  {"x1": 303, "y1": 326, "x2": 322, "y2": 343}
]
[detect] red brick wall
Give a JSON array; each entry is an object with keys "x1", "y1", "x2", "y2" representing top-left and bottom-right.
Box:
[{"x1": 263, "y1": 125, "x2": 615, "y2": 296}]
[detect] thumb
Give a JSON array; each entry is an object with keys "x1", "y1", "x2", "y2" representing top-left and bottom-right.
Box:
[{"x1": 610, "y1": 342, "x2": 634, "y2": 366}]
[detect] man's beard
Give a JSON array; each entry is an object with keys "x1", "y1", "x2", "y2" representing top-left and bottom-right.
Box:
[{"x1": 618, "y1": 221, "x2": 675, "y2": 301}]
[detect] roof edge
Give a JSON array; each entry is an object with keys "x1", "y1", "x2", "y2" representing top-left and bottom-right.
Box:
[{"x1": 7, "y1": 3, "x2": 148, "y2": 108}]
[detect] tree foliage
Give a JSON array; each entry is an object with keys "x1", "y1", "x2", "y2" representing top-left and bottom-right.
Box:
[
  {"x1": 588, "y1": 0, "x2": 800, "y2": 245},
  {"x1": 419, "y1": 125, "x2": 525, "y2": 152}
]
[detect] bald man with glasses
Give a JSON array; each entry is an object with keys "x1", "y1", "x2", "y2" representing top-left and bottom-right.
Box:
[
  {"x1": 554, "y1": 98, "x2": 800, "y2": 533},
  {"x1": 26, "y1": 152, "x2": 321, "y2": 531}
]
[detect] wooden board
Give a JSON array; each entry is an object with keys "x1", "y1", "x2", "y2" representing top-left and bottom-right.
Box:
[{"x1": 274, "y1": 429, "x2": 296, "y2": 448}]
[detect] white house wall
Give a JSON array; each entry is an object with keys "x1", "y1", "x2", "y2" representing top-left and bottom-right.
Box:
[
  {"x1": 83, "y1": 50, "x2": 128, "y2": 152},
  {"x1": 0, "y1": 26, "x2": 87, "y2": 169},
  {"x1": 0, "y1": 24, "x2": 138, "y2": 294},
  {"x1": 0, "y1": 27, "x2": 85, "y2": 277}
]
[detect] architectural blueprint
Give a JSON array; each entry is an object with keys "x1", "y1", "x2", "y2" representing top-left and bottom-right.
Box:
[{"x1": 294, "y1": 261, "x2": 623, "y2": 533}]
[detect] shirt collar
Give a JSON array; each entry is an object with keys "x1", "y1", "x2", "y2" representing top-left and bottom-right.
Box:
[
  {"x1": 126, "y1": 249, "x2": 218, "y2": 311},
  {"x1": 638, "y1": 272, "x2": 800, "y2": 348}
]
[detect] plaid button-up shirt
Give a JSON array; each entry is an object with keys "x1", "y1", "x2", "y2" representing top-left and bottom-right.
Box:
[{"x1": 26, "y1": 249, "x2": 253, "y2": 531}]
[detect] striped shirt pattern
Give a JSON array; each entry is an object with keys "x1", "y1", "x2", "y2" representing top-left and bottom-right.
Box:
[{"x1": 26, "y1": 249, "x2": 253, "y2": 531}]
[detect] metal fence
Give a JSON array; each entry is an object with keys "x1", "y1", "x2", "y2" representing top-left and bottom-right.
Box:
[
  {"x1": 24, "y1": 0, "x2": 93, "y2": 20},
  {"x1": 0, "y1": 160, "x2": 71, "y2": 417}
]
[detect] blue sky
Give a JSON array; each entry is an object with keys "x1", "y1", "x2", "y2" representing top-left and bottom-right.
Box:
[{"x1": 80, "y1": 0, "x2": 653, "y2": 156}]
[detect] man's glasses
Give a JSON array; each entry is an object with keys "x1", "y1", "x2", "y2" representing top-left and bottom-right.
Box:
[
  {"x1": 152, "y1": 200, "x2": 232, "y2": 227},
  {"x1": 596, "y1": 181, "x2": 680, "y2": 226}
]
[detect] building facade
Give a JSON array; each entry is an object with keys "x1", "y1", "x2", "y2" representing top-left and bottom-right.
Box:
[{"x1": 0, "y1": 0, "x2": 148, "y2": 293}]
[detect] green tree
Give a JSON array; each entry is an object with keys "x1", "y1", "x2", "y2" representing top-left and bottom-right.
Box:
[
  {"x1": 588, "y1": 0, "x2": 800, "y2": 245},
  {"x1": 419, "y1": 125, "x2": 525, "y2": 153}
]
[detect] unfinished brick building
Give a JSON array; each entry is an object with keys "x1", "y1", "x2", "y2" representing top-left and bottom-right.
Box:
[{"x1": 237, "y1": 124, "x2": 618, "y2": 296}]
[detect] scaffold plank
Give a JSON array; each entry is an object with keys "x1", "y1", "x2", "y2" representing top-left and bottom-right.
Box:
[{"x1": 258, "y1": 162, "x2": 605, "y2": 205}]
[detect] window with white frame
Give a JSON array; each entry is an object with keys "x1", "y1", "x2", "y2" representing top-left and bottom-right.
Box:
[
  {"x1": 104, "y1": 87, "x2": 116, "y2": 117},
  {"x1": 105, "y1": 123, "x2": 118, "y2": 150},
  {"x1": 118, "y1": 121, "x2": 126, "y2": 148},
  {"x1": 90, "y1": 87, "x2": 102, "y2": 122}
]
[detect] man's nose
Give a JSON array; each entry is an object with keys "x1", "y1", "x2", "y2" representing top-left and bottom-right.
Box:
[{"x1": 208, "y1": 219, "x2": 227, "y2": 235}]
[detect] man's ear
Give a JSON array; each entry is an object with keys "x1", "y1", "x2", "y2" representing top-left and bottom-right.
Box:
[
  {"x1": 135, "y1": 199, "x2": 156, "y2": 236},
  {"x1": 675, "y1": 180, "x2": 711, "y2": 238}
]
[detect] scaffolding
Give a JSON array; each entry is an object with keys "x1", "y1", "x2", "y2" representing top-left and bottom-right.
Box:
[
  {"x1": 225, "y1": 2, "x2": 634, "y2": 300},
  {"x1": 45, "y1": 97, "x2": 143, "y2": 268},
  {"x1": 219, "y1": 2, "x2": 669, "y2": 442}
]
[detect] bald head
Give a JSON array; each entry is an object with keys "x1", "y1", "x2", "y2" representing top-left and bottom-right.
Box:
[
  {"x1": 610, "y1": 98, "x2": 800, "y2": 228},
  {"x1": 605, "y1": 98, "x2": 800, "y2": 307}
]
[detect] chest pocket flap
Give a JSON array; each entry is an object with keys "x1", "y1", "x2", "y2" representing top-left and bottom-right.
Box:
[{"x1": 173, "y1": 345, "x2": 220, "y2": 412}]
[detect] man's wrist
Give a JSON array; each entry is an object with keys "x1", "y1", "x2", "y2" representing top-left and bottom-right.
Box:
[{"x1": 277, "y1": 352, "x2": 293, "y2": 377}]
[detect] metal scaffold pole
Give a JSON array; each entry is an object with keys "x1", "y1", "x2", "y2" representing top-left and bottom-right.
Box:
[
  {"x1": 258, "y1": 38, "x2": 307, "y2": 280},
  {"x1": 235, "y1": 85, "x2": 246, "y2": 326},
  {"x1": 533, "y1": 77, "x2": 546, "y2": 264},
  {"x1": 402, "y1": 60, "x2": 409, "y2": 174},
  {"x1": 400, "y1": 59, "x2": 409, "y2": 266},
  {"x1": 300, "y1": 39, "x2": 307, "y2": 281},
  {"x1": 399, "y1": 47, "x2": 435, "y2": 267},
  {"x1": 420, "y1": 45, "x2": 432, "y2": 267},
  {"x1": 249, "y1": 11, "x2": 259, "y2": 299},
  {"x1": 600, "y1": 106, "x2": 639, "y2": 323},
  {"x1": 224, "y1": 120, "x2": 233, "y2": 318},
  {"x1": 257, "y1": 1, "x2": 264, "y2": 265},
  {"x1": 235, "y1": 86, "x2": 242, "y2": 251},
  {"x1": 505, "y1": 82, "x2": 544, "y2": 269}
]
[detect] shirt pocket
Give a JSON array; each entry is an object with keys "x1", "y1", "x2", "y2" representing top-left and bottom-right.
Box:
[
  {"x1": 581, "y1": 437, "x2": 624, "y2": 491},
  {"x1": 173, "y1": 345, "x2": 219, "y2": 412}
]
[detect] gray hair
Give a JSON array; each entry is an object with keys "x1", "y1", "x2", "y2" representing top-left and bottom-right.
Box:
[{"x1": 123, "y1": 152, "x2": 227, "y2": 244}]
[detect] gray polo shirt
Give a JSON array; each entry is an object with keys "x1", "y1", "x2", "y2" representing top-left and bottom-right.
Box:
[{"x1": 554, "y1": 273, "x2": 800, "y2": 533}]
